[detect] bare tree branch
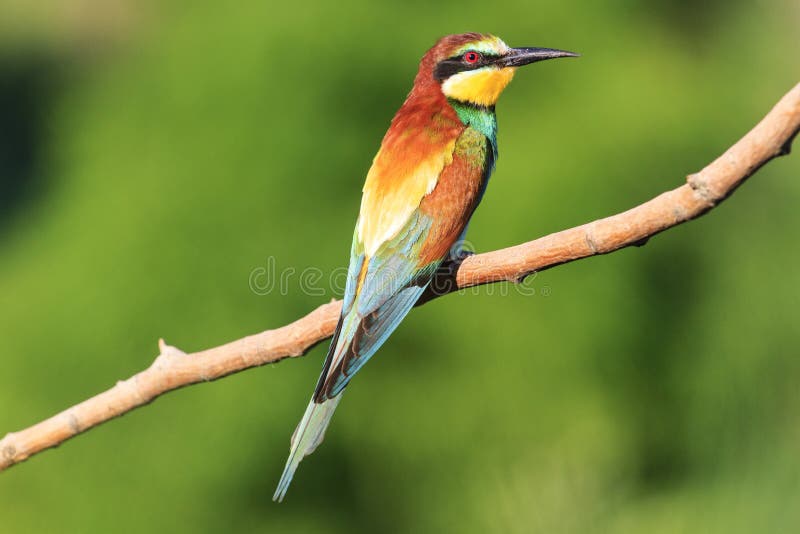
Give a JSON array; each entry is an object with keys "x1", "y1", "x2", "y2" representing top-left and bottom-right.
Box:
[{"x1": 2, "y1": 82, "x2": 798, "y2": 474}]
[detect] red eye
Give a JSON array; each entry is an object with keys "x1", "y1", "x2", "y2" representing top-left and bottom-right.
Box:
[{"x1": 463, "y1": 51, "x2": 481, "y2": 64}]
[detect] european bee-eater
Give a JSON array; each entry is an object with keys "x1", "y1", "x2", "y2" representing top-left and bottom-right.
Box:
[{"x1": 274, "y1": 32, "x2": 576, "y2": 501}]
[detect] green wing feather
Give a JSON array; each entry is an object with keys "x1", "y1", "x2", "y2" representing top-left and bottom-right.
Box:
[{"x1": 315, "y1": 210, "x2": 440, "y2": 400}]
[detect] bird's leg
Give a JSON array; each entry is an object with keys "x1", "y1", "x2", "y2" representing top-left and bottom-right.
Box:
[
  {"x1": 416, "y1": 239, "x2": 476, "y2": 305},
  {"x1": 448, "y1": 236, "x2": 476, "y2": 262},
  {"x1": 451, "y1": 247, "x2": 475, "y2": 262}
]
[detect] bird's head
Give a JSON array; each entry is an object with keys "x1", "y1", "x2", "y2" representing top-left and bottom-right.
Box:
[{"x1": 422, "y1": 33, "x2": 577, "y2": 107}]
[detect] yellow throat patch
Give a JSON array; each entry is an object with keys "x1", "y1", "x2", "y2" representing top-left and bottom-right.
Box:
[{"x1": 441, "y1": 67, "x2": 516, "y2": 107}]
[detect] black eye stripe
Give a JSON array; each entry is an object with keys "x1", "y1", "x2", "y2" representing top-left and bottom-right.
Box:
[{"x1": 433, "y1": 54, "x2": 501, "y2": 82}]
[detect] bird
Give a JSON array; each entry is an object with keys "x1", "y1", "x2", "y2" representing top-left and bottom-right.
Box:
[{"x1": 273, "y1": 32, "x2": 577, "y2": 501}]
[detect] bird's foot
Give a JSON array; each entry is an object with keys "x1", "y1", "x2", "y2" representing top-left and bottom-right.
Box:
[
  {"x1": 449, "y1": 239, "x2": 476, "y2": 263},
  {"x1": 450, "y1": 247, "x2": 475, "y2": 262}
]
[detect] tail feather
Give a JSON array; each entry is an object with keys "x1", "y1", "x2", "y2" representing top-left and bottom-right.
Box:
[{"x1": 273, "y1": 395, "x2": 342, "y2": 502}]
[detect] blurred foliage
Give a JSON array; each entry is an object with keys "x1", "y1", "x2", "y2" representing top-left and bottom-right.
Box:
[{"x1": 1, "y1": 1, "x2": 799, "y2": 532}]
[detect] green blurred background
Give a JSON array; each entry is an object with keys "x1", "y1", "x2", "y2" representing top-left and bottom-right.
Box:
[{"x1": 1, "y1": 1, "x2": 799, "y2": 532}]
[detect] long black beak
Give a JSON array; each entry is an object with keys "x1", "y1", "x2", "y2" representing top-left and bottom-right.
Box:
[{"x1": 497, "y1": 47, "x2": 579, "y2": 68}]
